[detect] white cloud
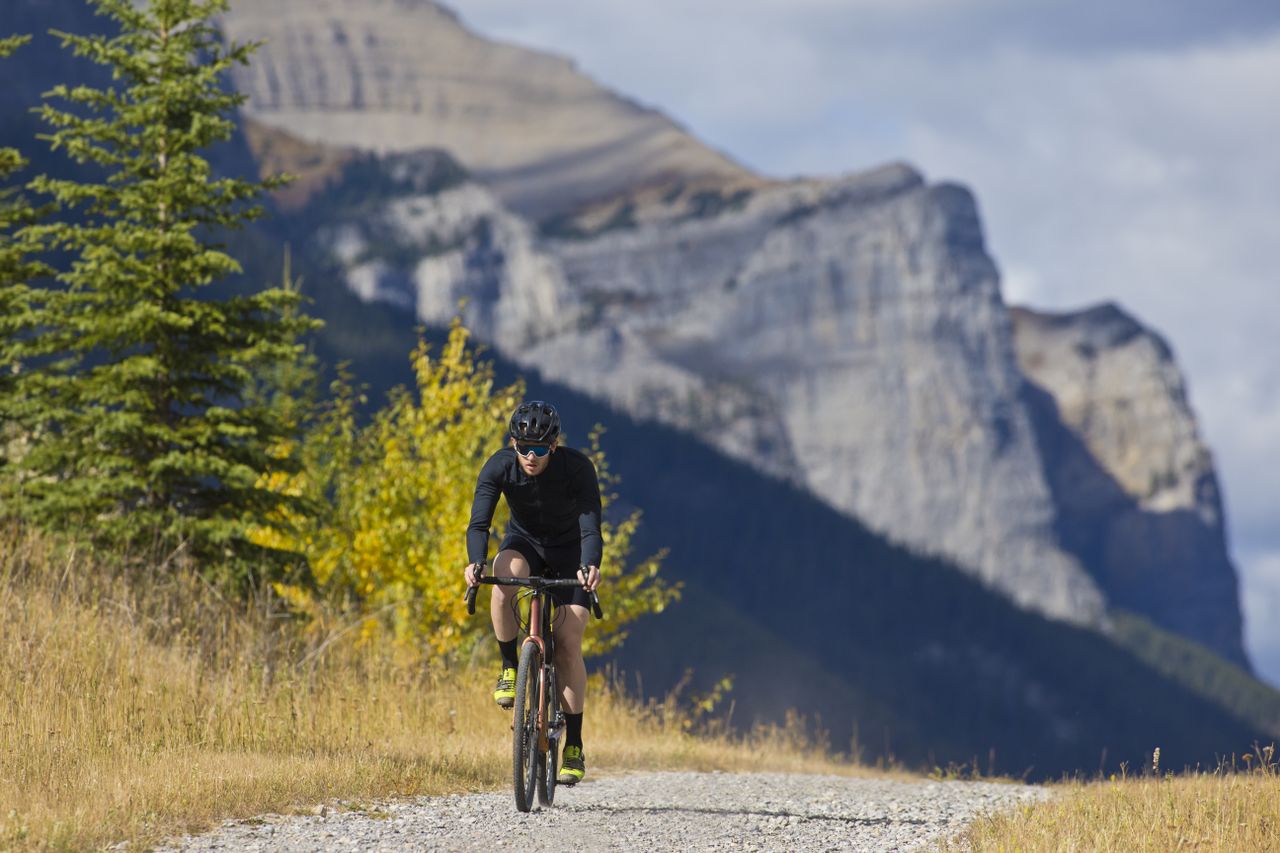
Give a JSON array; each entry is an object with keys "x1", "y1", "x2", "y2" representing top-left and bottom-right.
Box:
[{"x1": 446, "y1": 1, "x2": 1280, "y2": 673}]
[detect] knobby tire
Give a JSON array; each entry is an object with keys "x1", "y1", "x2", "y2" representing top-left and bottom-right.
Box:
[
  {"x1": 513, "y1": 642, "x2": 540, "y2": 812},
  {"x1": 538, "y1": 663, "x2": 559, "y2": 806}
]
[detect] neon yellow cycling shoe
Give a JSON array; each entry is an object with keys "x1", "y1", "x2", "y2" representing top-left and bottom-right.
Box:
[
  {"x1": 493, "y1": 667, "x2": 516, "y2": 709},
  {"x1": 558, "y1": 745, "x2": 585, "y2": 785}
]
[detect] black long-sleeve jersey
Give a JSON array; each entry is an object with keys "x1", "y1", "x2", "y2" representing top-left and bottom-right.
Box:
[{"x1": 466, "y1": 446, "x2": 604, "y2": 567}]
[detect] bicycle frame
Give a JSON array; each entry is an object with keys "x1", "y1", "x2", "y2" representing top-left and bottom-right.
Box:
[{"x1": 524, "y1": 590, "x2": 555, "y2": 752}]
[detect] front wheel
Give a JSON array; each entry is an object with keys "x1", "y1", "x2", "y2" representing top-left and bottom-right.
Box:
[
  {"x1": 538, "y1": 662, "x2": 560, "y2": 806},
  {"x1": 512, "y1": 642, "x2": 540, "y2": 812}
]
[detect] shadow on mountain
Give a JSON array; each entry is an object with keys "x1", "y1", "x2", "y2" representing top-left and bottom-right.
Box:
[{"x1": 1020, "y1": 379, "x2": 1248, "y2": 668}]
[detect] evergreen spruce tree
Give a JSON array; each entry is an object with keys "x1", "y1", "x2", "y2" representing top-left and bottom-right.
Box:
[
  {"x1": 244, "y1": 248, "x2": 321, "y2": 437},
  {"x1": 0, "y1": 34, "x2": 52, "y2": 477},
  {"x1": 10, "y1": 1, "x2": 319, "y2": 577}
]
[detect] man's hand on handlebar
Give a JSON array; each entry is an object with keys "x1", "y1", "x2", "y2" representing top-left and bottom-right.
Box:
[{"x1": 462, "y1": 563, "x2": 603, "y2": 619}]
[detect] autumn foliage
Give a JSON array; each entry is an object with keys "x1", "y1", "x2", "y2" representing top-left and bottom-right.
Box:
[{"x1": 252, "y1": 321, "x2": 679, "y2": 659}]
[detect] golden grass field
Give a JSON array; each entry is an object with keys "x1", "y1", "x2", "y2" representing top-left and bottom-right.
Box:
[
  {"x1": 0, "y1": 530, "x2": 862, "y2": 850},
  {"x1": 3, "y1": 528, "x2": 1277, "y2": 851},
  {"x1": 939, "y1": 756, "x2": 1280, "y2": 852}
]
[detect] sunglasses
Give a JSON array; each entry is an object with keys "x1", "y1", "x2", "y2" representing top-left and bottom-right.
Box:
[{"x1": 515, "y1": 442, "x2": 553, "y2": 458}]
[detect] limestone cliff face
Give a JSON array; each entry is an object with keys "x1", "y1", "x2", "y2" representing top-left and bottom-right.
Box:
[
  {"x1": 536, "y1": 167, "x2": 1108, "y2": 624},
  {"x1": 1011, "y1": 305, "x2": 1247, "y2": 666},
  {"x1": 318, "y1": 154, "x2": 1108, "y2": 625},
  {"x1": 1011, "y1": 305, "x2": 1217, "y2": 519},
  {"x1": 220, "y1": 0, "x2": 754, "y2": 216},
  {"x1": 315, "y1": 149, "x2": 578, "y2": 347}
]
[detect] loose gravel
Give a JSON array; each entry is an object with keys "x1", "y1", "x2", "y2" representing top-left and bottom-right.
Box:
[{"x1": 156, "y1": 771, "x2": 1050, "y2": 852}]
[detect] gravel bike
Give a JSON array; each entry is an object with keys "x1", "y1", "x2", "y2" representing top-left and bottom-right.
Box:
[{"x1": 465, "y1": 565, "x2": 603, "y2": 812}]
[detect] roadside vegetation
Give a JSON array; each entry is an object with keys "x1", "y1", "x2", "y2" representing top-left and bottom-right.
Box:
[
  {"x1": 0, "y1": 528, "x2": 859, "y2": 851},
  {"x1": 936, "y1": 749, "x2": 1280, "y2": 852},
  {"x1": 5, "y1": 526, "x2": 1277, "y2": 852}
]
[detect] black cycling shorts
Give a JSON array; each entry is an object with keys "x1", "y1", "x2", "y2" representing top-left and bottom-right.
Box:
[{"x1": 497, "y1": 533, "x2": 592, "y2": 610}]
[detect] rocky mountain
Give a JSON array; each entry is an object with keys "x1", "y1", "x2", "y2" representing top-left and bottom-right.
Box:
[
  {"x1": 212, "y1": 0, "x2": 1252, "y2": 667},
  {"x1": 291, "y1": 136, "x2": 1114, "y2": 619},
  {"x1": 1011, "y1": 304, "x2": 1246, "y2": 664},
  {"x1": 219, "y1": 0, "x2": 756, "y2": 217}
]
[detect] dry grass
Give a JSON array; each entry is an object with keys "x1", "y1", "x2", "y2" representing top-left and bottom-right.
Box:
[
  {"x1": 938, "y1": 750, "x2": 1280, "y2": 852},
  {"x1": 11, "y1": 527, "x2": 1276, "y2": 852},
  {"x1": 0, "y1": 529, "x2": 866, "y2": 851}
]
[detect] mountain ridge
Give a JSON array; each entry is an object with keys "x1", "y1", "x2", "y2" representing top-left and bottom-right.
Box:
[
  {"x1": 219, "y1": 0, "x2": 757, "y2": 217},
  {"x1": 302, "y1": 141, "x2": 1112, "y2": 629}
]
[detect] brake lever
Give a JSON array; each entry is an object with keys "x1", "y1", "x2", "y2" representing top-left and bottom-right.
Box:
[
  {"x1": 580, "y1": 564, "x2": 604, "y2": 620},
  {"x1": 463, "y1": 563, "x2": 485, "y2": 615}
]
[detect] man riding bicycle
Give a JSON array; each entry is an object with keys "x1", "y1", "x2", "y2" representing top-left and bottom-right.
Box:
[{"x1": 464, "y1": 400, "x2": 602, "y2": 785}]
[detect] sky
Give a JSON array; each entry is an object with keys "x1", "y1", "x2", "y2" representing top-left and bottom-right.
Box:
[{"x1": 445, "y1": 0, "x2": 1280, "y2": 685}]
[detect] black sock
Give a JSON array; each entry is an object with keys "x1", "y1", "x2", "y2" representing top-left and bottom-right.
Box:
[
  {"x1": 497, "y1": 638, "x2": 519, "y2": 670},
  {"x1": 565, "y1": 712, "x2": 583, "y2": 749}
]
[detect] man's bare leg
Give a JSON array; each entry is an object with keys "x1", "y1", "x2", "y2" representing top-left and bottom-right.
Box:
[
  {"x1": 555, "y1": 602, "x2": 590, "y2": 782},
  {"x1": 490, "y1": 548, "x2": 530, "y2": 643},
  {"x1": 554, "y1": 604, "x2": 590, "y2": 712}
]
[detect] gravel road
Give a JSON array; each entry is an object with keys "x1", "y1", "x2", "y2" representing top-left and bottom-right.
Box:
[{"x1": 157, "y1": 771, "x2": 1049, "y2": 852}]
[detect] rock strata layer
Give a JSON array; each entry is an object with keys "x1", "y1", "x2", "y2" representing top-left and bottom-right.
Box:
[{"x1": 220, "y1": 0, "x2": 754, "y2": 216}]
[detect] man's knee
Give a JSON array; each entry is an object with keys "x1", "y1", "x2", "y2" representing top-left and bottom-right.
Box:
[
  {"x1": 493, "y1": 549, "x2": 531, "y2": 578},
  {"x1": 556, "y1": 632, "x2": 582, "y2": 657}
]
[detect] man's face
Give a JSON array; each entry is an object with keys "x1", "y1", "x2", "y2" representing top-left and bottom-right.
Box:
[{"x1": 512, "y1": 438, "x2": 555, "y2": 475}]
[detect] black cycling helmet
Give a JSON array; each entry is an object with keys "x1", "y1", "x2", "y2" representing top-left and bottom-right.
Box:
[{"x1": 508, "y1": 400, "x2": 561, "y2": 444}]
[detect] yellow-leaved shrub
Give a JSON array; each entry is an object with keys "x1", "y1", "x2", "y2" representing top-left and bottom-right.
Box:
[{"x1": 253, "y1": 320, "x2": 678, "y2": 660}]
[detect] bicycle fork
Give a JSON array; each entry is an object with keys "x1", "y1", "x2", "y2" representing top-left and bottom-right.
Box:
[
  {"x1": 525, "y1": 595, "x2": 563, "y2": 753},
  {"x1": 525, "y1": 596, "x2": 549, "y2": 753}
]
